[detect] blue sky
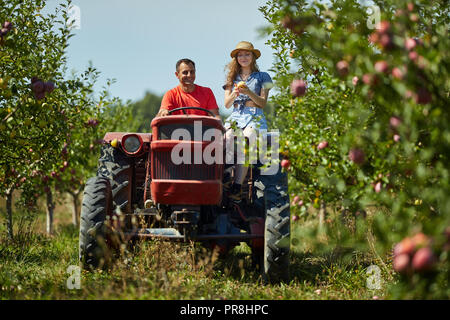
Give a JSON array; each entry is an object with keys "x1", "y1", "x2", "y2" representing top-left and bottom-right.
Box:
[{"x1": 44, "y1": 0, "x2": 277, "y2": 116}]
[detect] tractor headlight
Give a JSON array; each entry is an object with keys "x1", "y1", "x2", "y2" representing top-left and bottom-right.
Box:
[{"x1": 122, "y1": 135, "x2": 142, "y2": 154}]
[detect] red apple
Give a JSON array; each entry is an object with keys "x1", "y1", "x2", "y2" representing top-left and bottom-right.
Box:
[
  {"x1": 290, "y1": 79, "x2": 307, "y2": 97},
  {"x1": 3, "y1": 21, "x2": 13, "y2": 30},
  {"x1": 34, "y1": 91, "x2": 45, "y2": 100},
  {"x1": 362, "y1": 73, "x2": 375, "y2": 85},
  {"x1": 44, "y1": 81, "x2": 55, "y2": 93},
  {"x1": 32, "y1": 80, "x2": 45, "y2": 93},
  {"x1": 393, "y1": 134, "x2": 401, "y2": 142},
  {"x1": 389, "y1": 116, "x2": 402, "y2": 129},
  {"x1": 348, "y1": 148, "x2": 365, "y2": 164},
  {"x1": 352, "y1": 76, "x2": 359, "y2": 86},
  {"x1": 391, "y1": 67, "x2": 404, "y2": 80},
  {"x1": 368, "y1": 32, "x2": 379, "y2": 44},
  {"x1": 415, "y1": 87, "x2": 431, "y2": 105},
  {"x1": 317, "y1": 141, "x2": 329, "y2": 150},
  {"x1": 281, "y1": 16, "x2": 305, "y2": 36},
  {"x1": 394, "y1": 237, "x2": 415, "y2": 256},
  {"x1": 374, "y1": 181, "x2": 382, "y2": 193},
  {"x1": 404, "y1": 38, "x2": 417, "y2": 51},
  {"x1": 393, "y1": 253, "x2": 410, "y2": 273},
  {"x1": 293, "y1": 195, "x2": 300, "y2": 204},
  {"x1": 411, "y1": 232, "x2": 430, "y2": 249},
  {"x1": 376, "y1": 21, "x2": 390, "y2": 33},
  {"x1": 0, "y1": 27, "x2": 9, "y2": 37},
  {"x1": 281, "y1": 159, "x2": 291, "y2": 169},
  {"x1": 292, "y1": 215, "x2": 299, "y2": 222},
  {"x1": 336, "y1": 60, "x2": 349, "y2": 76},
  {"x1": 412, "y1": 247, "x2": 435, "y2": 272},
  {"x1": 408, "y1": 51, "x2": 418, "y2": 61},
  {"x1": 374, "y1": 60, "x2": 389, "y2": 73},
  {"x1": 379, "y1": 33, "x2": 394, "y2": 50},
  {"x1": 410, "y1": 13, "x2": 419, "y2": 22}
]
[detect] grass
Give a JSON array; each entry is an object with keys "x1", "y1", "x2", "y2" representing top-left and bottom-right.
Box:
[{"x1": 0, "y1": 201, "x2": 392, "y2": 300}]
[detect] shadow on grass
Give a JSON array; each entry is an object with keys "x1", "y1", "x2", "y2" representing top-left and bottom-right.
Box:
[
  {"x1": 209, "y1": 243, "x2": 376, "y2": 286},
  {"x1": 289, "y1": 246, "x2": 376, "y2": 284}
]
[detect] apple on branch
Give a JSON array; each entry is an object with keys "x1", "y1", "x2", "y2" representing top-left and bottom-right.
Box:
[{"x1": 290, "y1": 79, "x2": 307, "y2": 97}]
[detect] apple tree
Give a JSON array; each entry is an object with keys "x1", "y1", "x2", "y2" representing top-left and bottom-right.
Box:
[
  {"x1": 260, "y1": 0, "x2": 449, "y2": 298},
  {"x1": 0, "y1": 0, "x2": 129, "y2": 236}
]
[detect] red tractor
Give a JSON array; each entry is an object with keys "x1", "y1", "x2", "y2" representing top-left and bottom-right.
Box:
[{"x1": 79, "y1": 107, "x2": 290, "y2": 282}]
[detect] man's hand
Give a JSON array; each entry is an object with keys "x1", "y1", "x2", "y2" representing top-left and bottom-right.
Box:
[
  {"x1": 157, "y1": 109, "x2": 169, "y2": 117},
  {"x1": 211, "y1": 108, "x2": 222, "y2": 122}
]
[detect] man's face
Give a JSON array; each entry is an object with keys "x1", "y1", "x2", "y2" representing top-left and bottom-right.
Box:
[{"x1": 176, "y1": 62, "x2": 196, "y2": 86}]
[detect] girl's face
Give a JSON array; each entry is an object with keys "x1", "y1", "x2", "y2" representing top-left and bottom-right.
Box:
[{"x1": 236, "y1": 50, "x2": 253, "y2": 68}]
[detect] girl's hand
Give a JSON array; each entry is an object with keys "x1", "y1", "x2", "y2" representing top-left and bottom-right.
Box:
[
  {"x1": 232, "y1": 86, "x2": 241, "y2": 98},
  {"x1": 238, "y1": 86, "x2": 250, "y2": 95}
]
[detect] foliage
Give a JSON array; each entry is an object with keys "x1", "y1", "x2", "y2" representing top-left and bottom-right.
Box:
[
  {"x1": 259, "y1": 0, "x2": 449, "y2": 298},
  {"x1": 128, "y1": 90, "x2": 162, "y2": 132},
  {"x1": 0, "y1": 0, "x2": 130, "y2": 232}
]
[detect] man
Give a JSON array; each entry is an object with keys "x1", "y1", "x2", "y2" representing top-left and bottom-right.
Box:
[{"x1": 157, "y1": 59, "x2": 221, "y2": 120}]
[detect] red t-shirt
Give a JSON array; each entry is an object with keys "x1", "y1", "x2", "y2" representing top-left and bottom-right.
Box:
[{"x1": 160, "y1": 85, "x2": 219, "y2": 116}]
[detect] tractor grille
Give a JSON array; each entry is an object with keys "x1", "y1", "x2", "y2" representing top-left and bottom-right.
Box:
[{"x1": 153, "y1": 150, "x2": 222, "y2": 180}]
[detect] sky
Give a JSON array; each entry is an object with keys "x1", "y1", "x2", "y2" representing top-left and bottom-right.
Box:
[{"x1": 44, "y1": 0, "x2": 277, "y2": 116}]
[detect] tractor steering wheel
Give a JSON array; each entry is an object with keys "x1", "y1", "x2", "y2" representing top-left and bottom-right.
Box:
[{"x1": 167, "y1": 107, "x2": 216, "y2": 117}]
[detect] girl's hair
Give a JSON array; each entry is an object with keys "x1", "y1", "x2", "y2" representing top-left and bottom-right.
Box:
[{"x1": 224, "y1": 52, "x2": 259, "y2": 89}]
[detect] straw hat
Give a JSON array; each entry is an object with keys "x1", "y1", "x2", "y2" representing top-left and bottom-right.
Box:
[{"x1": 230, "y1": 41, "x2": 261, "y2": 59}]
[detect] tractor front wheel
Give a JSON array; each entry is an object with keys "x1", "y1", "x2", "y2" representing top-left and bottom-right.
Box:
[{"x1": 79, "y1": 176, "x2": 115, "y2": 270}]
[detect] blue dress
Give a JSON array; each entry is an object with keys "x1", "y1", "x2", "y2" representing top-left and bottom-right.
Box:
[{"x1": 223, "y1": 71, "x2": 272, "y2": 131}]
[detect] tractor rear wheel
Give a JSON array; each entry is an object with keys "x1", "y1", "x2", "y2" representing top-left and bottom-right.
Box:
[
  {"x1": 263, "y1": 200, "x2": 290, "y2": 283},
  {"x1": 258, "y1": 163, "x2": 291, "y2": 283},
  {"x1": 79, "y1": 176, "x2": 114, "y2": 270}
]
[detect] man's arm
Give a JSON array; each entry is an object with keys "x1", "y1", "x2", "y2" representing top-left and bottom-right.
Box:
[
  {"x1": 157, "y1": 90, "x2": 173, "y2": 117},
  {"x1": 156, "y1": 108, "x2": 169, "y2": 117},
  {"x1": 210, "y1": 108, "x2": 221, "y2": 121},
  {"x1": 205, "y1": 88, "x2": 222, "y2": 121}
]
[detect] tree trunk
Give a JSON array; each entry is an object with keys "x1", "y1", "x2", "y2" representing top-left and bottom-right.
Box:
[
  {"x1": 6, "y1": 188, "x2": 13, "y2": 240},
  {"x1": 318, "y1": 200, "x2": 327, "y2": 236},
  {"x1": 69, "y1": 190, "x2": 81, "y2": 226},
  {"x1": 46, "y1": 188, "x2": 54, "y2": 235}
]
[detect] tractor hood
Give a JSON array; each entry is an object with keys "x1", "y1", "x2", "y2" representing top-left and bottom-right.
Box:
[{"x1": 103, "y1": 132, "x2": 152, "y2": 143}]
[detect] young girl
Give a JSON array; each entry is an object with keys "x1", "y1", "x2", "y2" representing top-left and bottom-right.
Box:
[{"x1": 223, "y1": 41, "x2": 273, "y2": 200}]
